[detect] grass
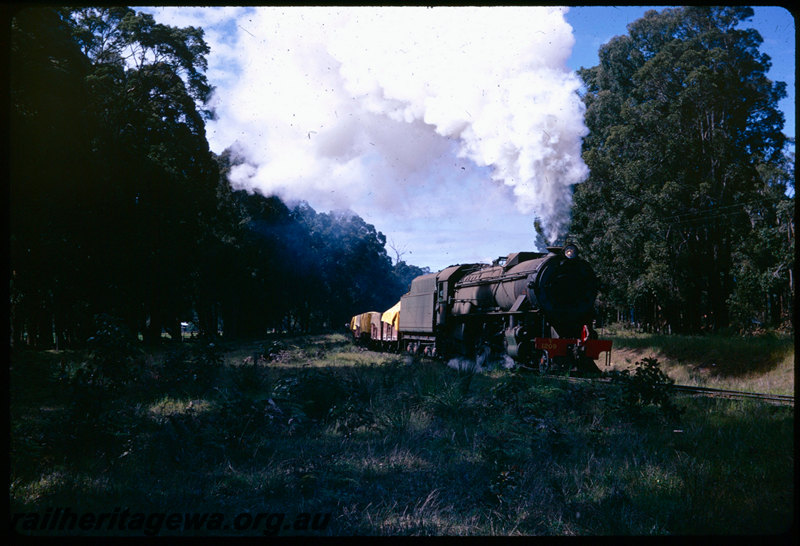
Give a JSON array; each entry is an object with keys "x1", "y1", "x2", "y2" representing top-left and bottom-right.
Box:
[
  {"x1": 599, "y1": 326, "x2": 795, "y2": 395},
  {"x1": 10, "y1": 333, "x2": 795, "y2": 536}
]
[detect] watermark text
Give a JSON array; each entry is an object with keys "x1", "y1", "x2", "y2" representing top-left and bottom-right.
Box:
[{"x1": 11, "y1": 507, "x2": 331, "y2": 536}]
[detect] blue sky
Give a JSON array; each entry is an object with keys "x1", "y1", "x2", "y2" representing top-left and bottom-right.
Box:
[{"x1": 138, "y1": 6, "x2": 794, "y2": 272}]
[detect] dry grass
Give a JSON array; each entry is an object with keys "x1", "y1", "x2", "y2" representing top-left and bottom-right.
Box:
[{"x1": 602, "y1": 330, "x2": 794, "y2": 395}]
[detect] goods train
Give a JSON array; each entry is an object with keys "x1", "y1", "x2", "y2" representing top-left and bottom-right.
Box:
[{"x1": 349, "y1": 245, "x2": 612, "y2": 374}]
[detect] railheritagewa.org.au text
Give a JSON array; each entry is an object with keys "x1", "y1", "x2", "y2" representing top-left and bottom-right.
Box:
[{"x1": 11, "y1": 507, "x2": 332, "y2": 536}]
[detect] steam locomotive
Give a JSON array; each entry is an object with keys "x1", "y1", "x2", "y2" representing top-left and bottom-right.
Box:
[{"x1": 349, "y1": 245, "x2": 611, "y2": 374}]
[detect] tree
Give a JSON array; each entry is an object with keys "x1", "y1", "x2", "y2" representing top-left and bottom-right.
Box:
[
  {"x1": 570, "y1": 6, "x2": 792, "y2": 333},
  {"x1": 64, "y1": 7, "x2": 218, "y2": 344},
  {"x1": 9, "y1": 7, "x2": 481, "y2": 348},
  {"x1": 10, "y1": 6, "x2": 220, "y2": 347},
  {"x1": 727, "y1": 151, "x2": 794, "y2": 330},
  {"x1": 10, "y1": 7, "x2": 93, "y2": 348},
  {"x1": 291, "y1": 205, "x2": 397, "y2": 331},
  {"x1": 391, "y1": 261, "x2": 431, "y2": 296}
]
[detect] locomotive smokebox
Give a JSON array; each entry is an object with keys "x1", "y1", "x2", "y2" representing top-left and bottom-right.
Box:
[{"x1": 530, "y1": 252, "x2": 598, "y2": 338}]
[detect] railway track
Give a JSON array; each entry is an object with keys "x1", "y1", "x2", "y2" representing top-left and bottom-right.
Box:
[
  {"x1": 554, "y1": 375, "x2": 794, "y2": 406},
  {"x1": 668, "y1": 383, "x2": 794, "y2": 406}
]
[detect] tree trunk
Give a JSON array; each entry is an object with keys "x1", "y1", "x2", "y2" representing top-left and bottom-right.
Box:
[
  {"x1": 166, "y1": 318, "x2": 181, "y2": 342},
  {"x1": 143, "y1": 308, "x2": 162, "y2": 345}
]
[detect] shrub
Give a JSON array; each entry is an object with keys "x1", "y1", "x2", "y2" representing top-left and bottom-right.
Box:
[
  {"x1": 488, "y1": 465, "x2": 524, "y2": 507},
  {"x1": 230, "y1": 359, "x2": 270, "y2": 396},
  {"x1": 330, "y1": 398, "x2": 376, "y2": 437},
  {"x1": 271, "y1": 368, "x2": 348, "y2": 422},
  {"x1": 609, "y1": 357, "x2": 682, "y2": 421},
  {"x1": 424, "y1": 379, "x2": 468, "y2": 420},
  {"x1": 329, "y1": 371, "x2": 382, "y2": 437},
  {"x1": 85, "y1": 313, "x2": 143, "y2": 390},
  {"x1": 489, "y1": 368, "x2": 529, "y2": 409},
  {"x1": 158, "y1": 341, "x2": 222, "y2": 395},
  {"x1": 208, "y1": 389, "x2": 289, "y2": 460},
  {"x1": 58, "y1": 314, "x2": 144, "y2": 422}
]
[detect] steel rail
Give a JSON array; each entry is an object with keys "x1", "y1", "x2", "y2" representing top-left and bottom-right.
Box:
[
  {"x1": 545, "y1": 374, "x2": 794, "y2": 406},
  {"x1": 668, "y1": 383, "x2": 794, "y2": 405}
]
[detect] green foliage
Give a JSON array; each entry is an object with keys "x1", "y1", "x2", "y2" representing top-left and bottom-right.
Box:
[
  {"x1": 290, "y1": 204, "x2": 402, "y2": 330},
  {"x1": 58, "y1": 314, "x2": 144, "y2": 423},
  {"x1": 609, "y1": 357, "x2": 682, "y2": 421},
  {"x1": 424, "y1": 380, "x2": 468, "y2": 421},
  {"x1": 611, "y1": 330, "x2": 792, "y2": 375},
  {"x1": 727, "y1": 162, "x2": 795, "y2": 331},
  {"x1": 391, "y1": 261, "x2": 432, "y2": 294},
  {"x1": 157, "y1": 341, "x2": 222, "y2": 395},
  {"x1": 192, "y1": 341, "x2": 224, "y2": 385},
  {"x1": 229, "y1": 359, "x2": 270, "y2": 396},
  {"x1": 10, "y1": 6, "x2": 220, "y2": 348},
  {"x1": 487, "y1": 465, "x2": 524, "y2": 507},
  {"x1": 209, "y1": 390, "x2": 289, "y2": 461},
  {"x1": 328, "y1": 370, "x2": 382, "y2": 437},
  {"x1": 489, "y1": 368, "x2": 529, "y2": 407},
  {"x1": 330, "y1": 398, "x2": 376, "y2": 438},
  {"x1": 272, "y1": 368, "x2": 348, "y2": 422},
  {"x1": 85, "y1": 313, "x2": 143, "y2": 385},
  {"x1": 571, "y1": 6, "x2": 793, "y2": 334}
]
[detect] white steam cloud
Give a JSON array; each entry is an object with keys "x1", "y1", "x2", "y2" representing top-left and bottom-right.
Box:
[{"x1": 216, "y1": 6, "x2": 589, "y2": 242}]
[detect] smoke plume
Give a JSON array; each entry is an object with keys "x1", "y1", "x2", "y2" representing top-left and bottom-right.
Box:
[{"x1": 216, "y1": 6, "x2": 588, "y2": 243}]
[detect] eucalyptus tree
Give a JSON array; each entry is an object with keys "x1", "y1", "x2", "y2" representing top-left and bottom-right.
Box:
[
  {"x1": 11, "y1": 7, "x2": 220, "y2": 347},
  {"x1": 10, "y1": 7, "x2": 93, "y2": 348},
  {"x1": 290, "y1": 204, "x2": 397, "y2": 332},
  {"x1": 62, "y1": 7, "x2": 219, "y2": 343},
  {"x1": 570, "y1": 6, "x2": 791, "y2": 332},
  {"x1": 11, "y1": 6, "x2": 434, "y2": 347}
]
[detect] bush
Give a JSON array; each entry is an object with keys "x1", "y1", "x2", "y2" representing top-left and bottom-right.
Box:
[
  {"x1": 158, "y1": 341, "x2": 222, "y2": 395},
  {"x1": 424, "y1": 379, "x2": 469, "y2": 420},
  {"x1": 330, "y1": 398, "x2": 376, "y2": 437},
  {"x1": 208, "y1": 389, "x2": 290, "y2": 459},
  {"x1": 609, "y1": 357, "x2": 682, "y2": 421},
  {"x1": 57, "y1": 314, "x2": 144, "y2": 422},
  {"x1": 329, "y1": 371, "x2": 381, "y2": 437},
  {"x1": 229, "y1": 358, "x2": 270, "y2": 395},
  {"x1": 271, "y1": 368, "x2": 348, "y2": 422},
  {"x1": 489, "y1": 368, "x2": 529, "y2": 409},
  {"x1": 55, "y1": 312, "x2": 147, "y2": 457},
  {"x1": 84, "y1": 313, "x2": 143, "y2": 389}
]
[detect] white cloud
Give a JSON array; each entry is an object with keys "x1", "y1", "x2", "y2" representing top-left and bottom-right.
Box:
[{"x1": 138, "y1": 6, "x2": 588, "y2": 270}]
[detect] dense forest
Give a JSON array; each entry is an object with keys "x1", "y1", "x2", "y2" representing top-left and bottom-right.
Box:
[
  {"x1": 10, "y1": 7, "x2": 427, "y2": 349},
  {"x1": 9, "y1": 6, "x2": 794, "y2": 349},
  {"x1": 568, "y1": 6, "x2": 793, "y2": 334}
]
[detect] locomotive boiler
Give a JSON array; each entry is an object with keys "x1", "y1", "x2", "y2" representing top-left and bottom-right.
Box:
[{"x1": 351, "y1": 245, "x2": 611, "y2": 373}]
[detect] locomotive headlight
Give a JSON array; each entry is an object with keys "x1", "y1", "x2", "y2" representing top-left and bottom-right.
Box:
[{"x1": 563, "y1": 244, "x2": 577, "y2": 259}]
